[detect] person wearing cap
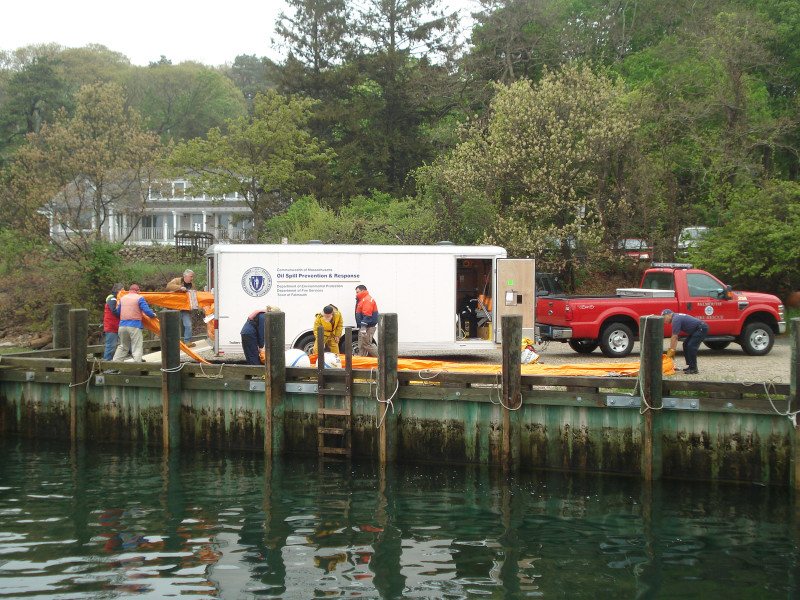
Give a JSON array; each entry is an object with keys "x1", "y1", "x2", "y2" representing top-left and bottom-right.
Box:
[
  {"x1": 661, "y1": 309, "x2": 709, "y2": 375},
  {"x1": 313, "y1": 304, "x2": 343, "y2": 355},
  {"x1": 240, "y1": 306, "x2": 281, "y2": 365},
  {"x1": 103, "y1": 283, "x2": 124, "y2": 360},
  {"x1": 166, "y1": 269, "x2": 195, "y2": 347},
  {"x1": 112, "y1": 284, "x2": 156, "y2": 363}
]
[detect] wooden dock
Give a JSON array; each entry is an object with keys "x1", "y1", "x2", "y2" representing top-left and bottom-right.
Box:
[{"x1": 1, "y1": 306, "x2": 799, "y2": 487}]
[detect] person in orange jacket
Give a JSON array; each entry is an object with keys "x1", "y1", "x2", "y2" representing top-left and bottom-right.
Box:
[{"x1": 355, "y1": 285, "x2": 378, "y2": 357}]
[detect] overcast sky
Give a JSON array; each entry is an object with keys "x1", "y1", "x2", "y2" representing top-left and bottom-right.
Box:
[{"x1": 2, "y1": 0, "x2": 477, "y2": 67}]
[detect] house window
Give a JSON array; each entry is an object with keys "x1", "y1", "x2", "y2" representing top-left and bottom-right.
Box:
[
  {"x1": 191, "y1": 214, "x2": 204, "y2": 232},
  {"x1": 142, "y1": 215, "x2": 163, "y2": 228},
  {"x1": 224, "y1": 191, "x2": 237, "y2": 200},
  {"x1": 173, "y1": 182, "x2": 185, "y2": 198}
]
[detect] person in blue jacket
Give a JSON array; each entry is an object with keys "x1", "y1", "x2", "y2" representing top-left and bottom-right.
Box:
[
  {"x1": 662, "y1": 309, "x2": 709, "y2": 375},
  {"x1": 240, "y1": 306, "x2": 281, "y2": 365}
]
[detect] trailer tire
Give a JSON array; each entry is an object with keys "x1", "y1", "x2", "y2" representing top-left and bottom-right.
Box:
[
  {"x1": 739, "y1": 322, "x2": 774, "y2": 356},
  {"x1": 599, "y1": 323, "x2": 634, "y2": 358},
  {"x1": 568, "y1": 339, "x2": 599, "y2": 354},
  {"x1": 297, "y1": 334, "x2": 316, "y2": 355}
]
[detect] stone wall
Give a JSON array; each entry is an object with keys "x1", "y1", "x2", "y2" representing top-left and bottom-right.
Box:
[{"x1": 118, "y1": 245, "x2": 181, "y2": 264}]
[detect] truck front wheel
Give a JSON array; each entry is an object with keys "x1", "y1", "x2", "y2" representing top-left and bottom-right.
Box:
[
  {"x1": 600, "y1": 323, "x2": 634, "y2": 358},
  {"x1": 568, "y1": 339, "x2": 599, "y2": 354},
  {"x1": 739, "y1": 322, "x2": 774, "y2": 356}
]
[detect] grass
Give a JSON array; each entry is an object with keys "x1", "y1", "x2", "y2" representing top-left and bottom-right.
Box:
[{"x1": 0, "y1": 347, "x2": 27, "y2": 355}]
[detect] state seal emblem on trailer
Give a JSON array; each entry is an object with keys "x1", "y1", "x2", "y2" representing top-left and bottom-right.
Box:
[{"x1": 241, "y1": 267, "x2": 272, "y2": 297}]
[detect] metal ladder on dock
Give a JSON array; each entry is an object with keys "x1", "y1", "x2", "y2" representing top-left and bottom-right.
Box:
[{"x1": 317, "y1": 326, "x2": 353, "y2": 457}]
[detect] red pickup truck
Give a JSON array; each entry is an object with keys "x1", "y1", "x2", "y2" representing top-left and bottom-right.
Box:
[{"x1": 535, "y1": 264, "x2": 786, "y2": 357}]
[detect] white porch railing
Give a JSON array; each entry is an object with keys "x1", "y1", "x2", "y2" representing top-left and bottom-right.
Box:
[{"x1": 128, "y1": 227, "x2": 175, "y2": 242}]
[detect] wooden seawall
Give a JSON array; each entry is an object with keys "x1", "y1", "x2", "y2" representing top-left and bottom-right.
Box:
[{"x1": 1, "y1": 307, "x2": 799, "y2": 486}]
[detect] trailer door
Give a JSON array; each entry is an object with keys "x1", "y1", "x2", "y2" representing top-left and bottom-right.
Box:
[
  {"x1": 496, "y1": 259, "x2": 536, "y2": 340},
  {"x1": 206, "y1": 253, "x2": 218, "y2": 354}
]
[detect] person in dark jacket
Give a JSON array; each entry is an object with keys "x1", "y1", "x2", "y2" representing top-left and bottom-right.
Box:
[
  {"x1": 662, "y1": 309, "x2": 709, "y2": 375},
  {"x1": 355, "y1": 285, "x2": 378, "y2": 357},
  {"x1": 240, "y1": 306, "x2": 281, "y2": 365},
  {"x1": 166, "y1": 269, "x2": 195, "y2": 346}
]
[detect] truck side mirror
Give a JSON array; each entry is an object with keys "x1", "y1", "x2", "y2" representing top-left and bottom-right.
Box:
[{"x1": 723, "y1": 285, "x2": 732, "y2": 300}]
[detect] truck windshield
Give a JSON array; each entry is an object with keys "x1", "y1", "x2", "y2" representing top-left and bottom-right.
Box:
[{"x1": 641, "y1": 272, "x2": 674, "y2": 290}]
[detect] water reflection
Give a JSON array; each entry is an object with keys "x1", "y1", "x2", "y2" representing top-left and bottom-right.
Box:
[{"x1": 0, "y1": 438, "x2": 795, "y2": 599}]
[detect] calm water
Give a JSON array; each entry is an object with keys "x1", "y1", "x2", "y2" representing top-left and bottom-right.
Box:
[{"x1": 0, "y1": 438, "x2": 796, "y2": 599}]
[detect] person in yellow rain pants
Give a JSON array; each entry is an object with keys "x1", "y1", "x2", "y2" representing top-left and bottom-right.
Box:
[{"x1": 313, "y1": 305, "x2": 343, "y2": 354}]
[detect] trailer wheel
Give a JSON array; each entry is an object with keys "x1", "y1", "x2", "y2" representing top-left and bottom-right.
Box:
[
  {"x1": 739, "y1": 322, "x2": 774, "y2": 356},
  {"x1": 600, "y1": 323, "x2": 634, "y2": 358},
  {"x1": 568, "y1": 339, "x2": 599, "y2": 354},
  {"x1": 297, "y1": 334, "x2": 316, "y2": 355},
  {"x1": 704, "y1": 341, "x2": 731, "y2": 351}
]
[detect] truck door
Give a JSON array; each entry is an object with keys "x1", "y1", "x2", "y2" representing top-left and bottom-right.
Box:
[
  {"x1": 683, "y1": 271, "x2": 739, "y2": 334},
  {"x1": 496, "y1": 259, "x2": 536, "y2": 339}
]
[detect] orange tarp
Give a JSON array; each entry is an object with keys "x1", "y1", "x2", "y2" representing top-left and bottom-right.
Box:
[{"x1": 309, "y1": 355, "x2": 676, "y2": 377}]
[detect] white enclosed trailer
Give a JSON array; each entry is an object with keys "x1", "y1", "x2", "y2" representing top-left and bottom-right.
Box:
[{"x1": 204, "y1": 243, "x2": 535, "y2": 356}]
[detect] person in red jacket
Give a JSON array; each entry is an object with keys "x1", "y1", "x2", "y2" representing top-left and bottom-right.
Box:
[
  {"x1": 103, "y1": 283, "x2": 124, "y2": 360},
  {"x1": 355, "y1": 285, "x2": 378, "y2": 357}
]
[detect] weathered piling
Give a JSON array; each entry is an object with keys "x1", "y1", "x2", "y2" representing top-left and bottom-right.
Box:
[
  {"x1": 264, "y1": 310, "x2": 285, "y2": 457},
  {"x1": 54, "y1": 304, "x2": 71, "y2": 350},
  {"x1": 69, "y1": 309, "x2": 88, "y2": 441},
  {"x1": 792, "y1": 317, "x2": 800, "y2": 489},
  {"x1": 501, "y1": 314, "x2": 523, "y2": 470},
  {"x1": 378, "y1": 313, "x2": 399, "y2": 464},
  {"x1": 160, "y1": 310, "x2": 182, "y2": 449},
  {"x1": 640, "y1": 314, "x2": 664, "y2": 481}
]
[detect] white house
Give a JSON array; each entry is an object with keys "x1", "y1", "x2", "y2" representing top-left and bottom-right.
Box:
[{"x1": 47, "y1": 178, "x2": 255, "y2": 245}]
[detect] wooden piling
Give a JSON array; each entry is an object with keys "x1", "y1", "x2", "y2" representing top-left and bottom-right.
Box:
[
  {"x1": 54, "y1": 304, "x2": 71, "y2": 350},
  {"x1": 791, "y1": 318, "x2": 800, "y2": 489},
  {"x1": 501, "y1": 314, "x2": 522, "y2": 470},
  {"x1": 160, "y1": 310, "x2": 182, "y2": 449},
  {"x1": 640, "y1": 315, "x2": 664, "y2": 481},
  {"x1": 378, "y1": 313, "x2": 398, "y2": 464},
  {"x1": 69, "y1": 309, "x2": 88, "y2": 441},
  {"x1": 264, "y1": 310, "x2": 286, "y2": 458}
]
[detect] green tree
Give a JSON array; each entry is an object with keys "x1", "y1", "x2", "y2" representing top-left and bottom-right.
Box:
[
  {"x1": 421, "y1": 63, "x2": 638, "y2": 285},
  {"x1": 351, "y1": 0, "x2": 460, "y2": 195},
  {"x1": 225, "y1": 54, "x2": 277, "y2": 103},
  {"x1": 0, "y1": 55, "x2": 71, "y2": 163},
  {"x1": 168, "y1": 90, "x2": 334, "y2": 239},
  {"x1": 274, "y1": 0, "x2": 352, "y2": 77},
  {"x1": 5, "y1": 82, "x2": 163, "y2": 256},
  {"x1": 619, "y1": 6, "x2": 796, "y2": 249},
  {"x1": 263, "y1": 192, "x2": 438, "y2": 244},
  {"x1": 123, "y1": 62, "x2": 246, "y2": 143},
  {"x1": 692, "y1": 180, "x2": 800, "y2": 294}
]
